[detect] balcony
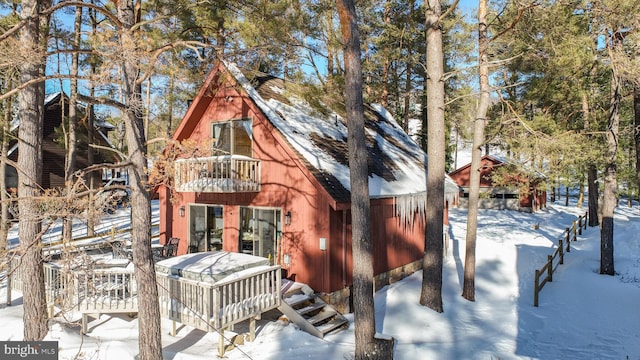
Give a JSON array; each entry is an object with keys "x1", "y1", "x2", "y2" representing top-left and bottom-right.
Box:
[{"x1": 174, "y1": 155, "x2": 261, "y2": 193}]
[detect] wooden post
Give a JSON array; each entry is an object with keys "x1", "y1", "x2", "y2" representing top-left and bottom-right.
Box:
[
  {"x1": 249, "y1": 317, "x2": 256, "y2": 341},
  {"x1": 578, "y1": 217, "x2": 583, "y2": 235},
  {"x1": 559, "y1": 240, "x2": 564, "y2": 265},
  {"x1": 584, "y1": 212, "x2": 588, "y2": 229},
  {"x1": 218, "y1": 328, "x2": 225, "y2": 357},
  {"x1": 534, "y1": 269, "x2": 540, "y2": 307},
  {"x1": 565, "y1": 227, "x2": 570, "y2": 243},
  {"x1": 6, "y1": 275, "x2": 11, "y2": 306},
  {"x1": 547, "y1": 255, "x2": 553, "y2": 282},
  {"x1": 572, "y1": 221, "x2": 577, "y2": 241},
  {"x1": 566, "y1": 235, "x2": 571, "y2": 253}
]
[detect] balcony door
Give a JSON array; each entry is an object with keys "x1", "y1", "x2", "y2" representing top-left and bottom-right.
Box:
[
  {"x1": 188, "y1": 204, "x2": 224, "y2": 253},
  {"x1": 240, "y1": 207, "x2": 282, "y2": 264}
]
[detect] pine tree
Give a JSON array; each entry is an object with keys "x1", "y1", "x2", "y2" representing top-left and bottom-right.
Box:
[
  {"x1": 17, "y1": 0, "x2": 49, "y2": 341},
  {"x1": 336, "y1": 0, "x2": 394, "y2": 357}
]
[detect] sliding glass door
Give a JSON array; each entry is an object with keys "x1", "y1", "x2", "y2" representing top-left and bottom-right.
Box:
[
  {"x1": 188, "y1": 204, "x2": 224, "y2": 253},
  {"x1": 239, "y1": 207, "x2": 281, "y2": 264}
]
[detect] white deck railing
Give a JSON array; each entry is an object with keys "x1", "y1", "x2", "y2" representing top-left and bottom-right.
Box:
[
  {"x1": 157, "y1": 265, "x2": 281, "y2": 332},
  {"x1": 6, "y1": 256, "x2": 281, "y2": 349},
  {"x1": 174, "y1": 155, "x2": 261, "y2": 193}
]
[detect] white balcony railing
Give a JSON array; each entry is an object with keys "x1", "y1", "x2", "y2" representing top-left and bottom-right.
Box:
[{"x1": 174, "y1": 155, "x2": 261, "y2": 193}]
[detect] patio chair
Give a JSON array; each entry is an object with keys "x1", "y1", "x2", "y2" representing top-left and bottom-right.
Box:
[{"x1": 162, "y1": 237, "x2": 180, "y2": 258}]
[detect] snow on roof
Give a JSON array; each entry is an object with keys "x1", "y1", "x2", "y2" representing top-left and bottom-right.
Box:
[{"x1": 225, "y1": 61, "x2": 458, "y2": 200}]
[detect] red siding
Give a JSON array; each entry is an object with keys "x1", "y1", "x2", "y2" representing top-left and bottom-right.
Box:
[
  {"x1": 160, "y1": 63, "x2": 434, "y2": 294},
  {"x1": 161, "y1": 72, "x2": 334, "y2": 291}
]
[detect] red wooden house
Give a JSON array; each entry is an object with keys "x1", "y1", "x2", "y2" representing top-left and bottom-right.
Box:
[
  {"x1": 448, "y1": 154, "x2": 546, "y2": 212},
  {"x1": 157, "y1": 60, "x2": 459, "y2": 308}
]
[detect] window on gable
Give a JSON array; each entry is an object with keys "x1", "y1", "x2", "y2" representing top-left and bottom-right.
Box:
[{"x1": 211, "y1": 118, "x2": 253, "y2": 157}]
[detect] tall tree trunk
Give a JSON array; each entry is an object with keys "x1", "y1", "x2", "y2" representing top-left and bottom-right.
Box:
[
  {"x1": 18, "y1": 0, "x2": 48, "y2": 341},
  {"x1": 588, "y1": 165, "x2": 599, "y2": 226},
  {"x1": 115, "y1": 1, "x2": 163, "y2": 358},
  {"x1": 380, "y1": 0, "x2": 391, "y2": 107},
  {"x1": 600, "y1": 30, "x2": 621, "y2": 276},
  {"x1": 634, "y1": 85, "x2": 640, "y2": 212},
  {"x1": 86, "y1": 3, "x2": 98, "y2": 237},
  {"x1": 63, "y1": 4, "x2": 82, "y2": 242},
  {"x1": 0, "y1": 79, "x2": 13, "y2": 252},
  {"x1": 420, "y1": 0, "x2": 445, "y2": 313},
  {"x1": 577, "y1": 177, "x2": 585, "y2": 208},
  {"x1": 336, "y1": 0, "x2": 393, "y2": 358},
  {"x1": 166, "y1": 75, "x2": 174, "y2": 137},
  {"x1": 582, "y1": 91, "x2": 599, "y2": 226},
  {"x1": 462, "y1": 0, "x2": 490, "y2": 302},
  {"x1": 402, "y1": 0, "x2": 415, "y2": 133}
]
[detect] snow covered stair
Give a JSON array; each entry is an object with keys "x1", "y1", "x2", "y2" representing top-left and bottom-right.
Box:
[{"x1": 278, "y1": 280, "x2": 348, "y2": 338}]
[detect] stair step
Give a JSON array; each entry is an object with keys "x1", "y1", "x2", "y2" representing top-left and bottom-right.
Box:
[
  {"x1": 279, "y1": 281, "x2": 347, "y2": 339},
  {"x1": 317, "y1": 316, "x2": 349, "y2": 335},
  {"x1": 284, "y1": 293, "x2": 314, "y2": 308},
  {"x1": 306, "y1": 308, "x2": 337, "y2": 325},
  {"x1": 296, "y1": 300, "x2": 326, "y2": 316},
  {"x1": 281, "y1": 280, "x2": 314, "y2": 297}
]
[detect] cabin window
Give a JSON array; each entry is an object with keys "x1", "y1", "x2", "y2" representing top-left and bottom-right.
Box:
[
  {"x1": 239, "y1": 207, "x2": 282, "y2": 264},
  {"x1": 188, "y1": 204, "x2": 224, "y2": 253},
  {"x1": 211, "y1": 118, "x2": 253, "y2": 157}
]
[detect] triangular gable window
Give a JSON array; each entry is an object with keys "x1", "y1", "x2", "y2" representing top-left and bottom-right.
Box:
[{"x1": 211, "y1": 117, "x2": 253, "y2": 157}]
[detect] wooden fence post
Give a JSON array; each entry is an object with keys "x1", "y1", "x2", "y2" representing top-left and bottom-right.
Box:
[
  {"x1": 572, "y1": 221, "x2": 577, "y2": 241},
  {"x1": 578, "y1": 217, "x2": 583, "y2": 235},
  {"x1": 547, "y1": 255, "x2": 553, "y2": 282},
  {"x1": 534, "y1": 270, "x2": 540, "y2": 307},
  {"x1": 566, "y1": 235, "x2": 571, "y2": 253},
  {"x1": 559, "y1": 239, "x2": 564, "y2": 265}
]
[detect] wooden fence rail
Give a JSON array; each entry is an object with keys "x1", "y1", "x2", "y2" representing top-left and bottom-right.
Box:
[{"x1": 533, "y1": 211, "x2": 587, "y2": 307}]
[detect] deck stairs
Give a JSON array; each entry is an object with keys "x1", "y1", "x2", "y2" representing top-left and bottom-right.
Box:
[{"x1": 278, "y1": 279, "x2": 349, "y2": 338}]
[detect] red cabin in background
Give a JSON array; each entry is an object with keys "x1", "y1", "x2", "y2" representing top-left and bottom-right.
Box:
[
  {"x1": 156, "y1": 60, "x2": 459, "y2": 309},
  {"x1": 448, "y1": 154, "x2": 546, "y2": 212}
]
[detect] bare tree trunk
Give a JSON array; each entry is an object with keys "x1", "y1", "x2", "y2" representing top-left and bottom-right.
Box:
[
  {"x1": 115, "y1": 1, "x2": 163, "y2": 358},
  {"x1": 336, "y1": 0, "x2": 393, "y2": 358},
  {"x1": 402, "y1": 0, "x2": 415, "y2": 133},
  {"x1": 380, "y1": 0, "x2": 391, "y2": 107},
  {"x1": 634, "y1": 85, "x2": 640, "y2": 212},
  {"x1": 0, "y1": 79, "x2": 13, "y2": 252},
  {"x1": 17, "y1": 0, "x2": 48, "y2": 341},
  {"x1": 582, "y1": 90, "x2": 599, "y2": 226},
  {"x1": 63, "y1": 5, "x2": 82, "y2": 242},
  {"x1": 462, "y1": 0, "x2": 489, "y2": 302},
  {"x1": 588, "y1": 165, "x2": 599, "y2": 226},
  {"x1": 600, "y1": 30, "x2": 621, "y2": 276},
  {"x1": 86, "y1": 3, "x2": 98, "y2": 237},
  {"x1": 577, "y1": 177, "x2": 585, "y2": 208},
  {"x1": 420, "y1": 0, "x2": 445, "y2": 313}
]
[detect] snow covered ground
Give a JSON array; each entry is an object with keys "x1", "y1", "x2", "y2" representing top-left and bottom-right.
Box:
[{"x1": 1, "y1": 200, "x2": 639, "y2": 359}]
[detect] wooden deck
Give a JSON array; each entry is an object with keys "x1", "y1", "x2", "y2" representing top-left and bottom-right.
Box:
[{"x1": 6, "y1": 253, "x2": 281, "y2": 356}]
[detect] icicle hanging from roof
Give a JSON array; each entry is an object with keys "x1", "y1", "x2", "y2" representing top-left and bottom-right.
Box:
[{"x1": 394, "y1": 192, "x2": 427, "y2": 227}]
